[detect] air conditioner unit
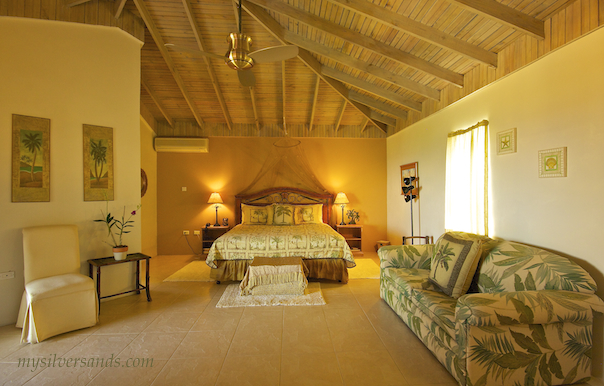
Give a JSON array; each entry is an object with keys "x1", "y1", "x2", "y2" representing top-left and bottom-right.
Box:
[{"x1": 154, "y1": 137, "x2": 209, "y2": 153}]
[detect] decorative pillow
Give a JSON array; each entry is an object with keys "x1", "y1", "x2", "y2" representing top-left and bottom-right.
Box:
[
  {"x1": 272, "y1": 204, "x2": 294, "y2": 225},
  {"x1": 293, "y1": 204, "x2": 323, "y2": 224},
  {"x1": 429, "y1": 232, "x2": 483, "y2": 298},
  {"x1": 241, "y1": 204, "x2": 273, "y2": 225}
]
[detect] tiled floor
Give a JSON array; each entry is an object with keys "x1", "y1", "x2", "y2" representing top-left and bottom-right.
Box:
[{"x1": 0, "y1": 254, "x2": 600, "y2": 386}]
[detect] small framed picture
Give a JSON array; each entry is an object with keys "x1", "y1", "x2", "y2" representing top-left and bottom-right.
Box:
[
  {"x1": 538, "y1": 147, "x2": 567, "y2": 178},
  {"x1": 497, "y1": 128, "x2": 516, "y2": 155}
]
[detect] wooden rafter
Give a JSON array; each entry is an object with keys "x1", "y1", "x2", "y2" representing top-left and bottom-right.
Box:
[
  {"x1": 246, "y1": 0, "x2": 464, "y2": 87},
  {"x1": 182, "y1": 0, "x2": 233, "y2": 130},
  {"x1": 334, "y1": 101, "x2": 347, "y2": 132},
  {"x1": 65, "y1": 0, "x2": 92, "y2": 7},
  {"x1": 250, "y1": 86, "x2": 261, "y2": 131},
  {"x1": 325, "y1": 0, "x2": 497, "y2": 67},
  {"x1": 449, "y1": 0, "x2": 545, "y2": 39},
  {"x1": 360, "y1": 117, "x2": 370, "y2": 133},
  {"x1": 241, "y1": 0, "x2": 387, "y2": 133},
  {"x1": 141, "y1": 78, "x2": 173, "y2": 127},
  {"x1": 284, "y1": 32, "x2": 440, "y2": 101},
  {"x1": 309, "y1": 75, "x2": 320, "y2": 130},
  {"x1": 348, "y1": 91, "x2": 408, "y2": 121},
  {"x1": 369, "y1": 111, "x2": 396, "y2": 127},
  {"x1": 114, "y1": 0, "x2": 127, "y2": 19},
  {"x1": 322, "y1": 67, "x2": 422, "y2": 112},
  {"x1": 132, "y1": 0, "x2": 205, "y2": 128},
  {"x1": 281, "y1": 60, "x2": 287, "y2": 132}
]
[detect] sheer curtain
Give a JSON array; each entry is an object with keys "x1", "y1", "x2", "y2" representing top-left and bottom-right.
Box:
[{"x1": 444, "y1": 120, "x2": 489, "y2": 235}]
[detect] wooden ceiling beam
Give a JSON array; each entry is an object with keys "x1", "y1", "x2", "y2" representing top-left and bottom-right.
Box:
[
  {"x1": 65, "y1": 0, "x2": 92, "y2": 7},
  {"x1": 114, "y1": 0, "x2": 127, "y2": 19},
  {"x1": 246, "y1": 0, "x2": 463, "y2": 87},
  {"x1": 132, "y1": 0, "x2": 205, "y2": 128},
  {"x1": 142, "y1": 78, "x2": 174, "y2": 127},
  {"x1": 285, "y1": 32, "x2": 440, "y2": 101},
  {"x1": 182, "y1": 0, "x2": 233, "y2": 130},
  {"x1": 334, "y1": 101, "x2": 347, "y2": 132},
  {"x1": 249, "y1": 86, "x2": 261, "y2": 132},
  {"x1": 322, "y1": 67, "x2": 422, "y2": 112},
  {"x1": 325, "y1": 0, "x2": 497, "y2": 67},
  {"x1": 241, "y1": 0, "x2": 388, "y2": 133},
  {"x1": 281, "y1": 60, "x2": 287, "y2": 133},
  {"x1": 369, "y1": 111, "x2": 397, "y2": 127},
  {"x1": 309, "y1": 75, "x2": 320, "y2": 130},
  {"x1": 448, "y1": 0, "x2": 545, "y2": 39},
  {"x1": 348, "y1": 91, "x2": 408, "y2": 121}
]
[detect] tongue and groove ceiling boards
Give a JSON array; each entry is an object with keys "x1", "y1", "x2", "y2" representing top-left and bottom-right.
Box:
[{"x1": 4, "y1": 0, "x2": 603, "y2": 138}]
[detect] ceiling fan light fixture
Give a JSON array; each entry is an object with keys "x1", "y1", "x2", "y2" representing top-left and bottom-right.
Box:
[{"x1": 226, "y1": 33, "x2": 254, "y2": 70}]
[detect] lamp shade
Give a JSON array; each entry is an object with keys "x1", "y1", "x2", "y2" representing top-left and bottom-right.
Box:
[
  {"x1": 207, "y1": 192, "x2": 223, "y2": 204},
  {"x1": 334, "y1": 192, "x2": 349, "y2": 205}
]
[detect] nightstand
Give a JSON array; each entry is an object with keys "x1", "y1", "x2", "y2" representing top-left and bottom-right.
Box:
[
  {"x1": 202, "y1": 225, "x2": 230, "y2": 254},
  {"x1": 336, "y1": 224, "x2": 364, "y2": 256}
]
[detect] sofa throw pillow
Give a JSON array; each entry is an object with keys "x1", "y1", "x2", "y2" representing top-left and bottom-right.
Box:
[
  {"x1": 293, "y1": 204, "x2": 323, "y2": 224},
  {"x1": 272, "y1": 204, "x2": 294, "y2": 225},
  {"x1": 429, "y1": 232, "x2": 483, "y2": 298},
  {"x1": 241, "y1": 204, "x2": 273, "y2": 225}
]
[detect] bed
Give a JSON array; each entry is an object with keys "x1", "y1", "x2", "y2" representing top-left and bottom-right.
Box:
[{"x1": 205, "y1": 187, "x2": 356, "y2": 283}]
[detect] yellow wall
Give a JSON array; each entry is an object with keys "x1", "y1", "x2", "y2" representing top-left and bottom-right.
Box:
[
  {"x1": 387, "y1": 26, "x2": 604, "y2": 376},
  {"x1": 0, "y1": 17, "x2": 142, "y2": 326},
  {"x1": 157, "y1": 137, "x2": 387, "y2": 255}
]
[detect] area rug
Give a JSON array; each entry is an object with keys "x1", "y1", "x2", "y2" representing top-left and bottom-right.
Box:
[
  {"x1": 349, "y1": 258, "x2": 380, "y2": 279},
  {"x1": 163, "y1": 260, "x2": 214, "y2": 282},
  {"x1": 216, "y1": 282, "x2": 326, "y2": 308}
]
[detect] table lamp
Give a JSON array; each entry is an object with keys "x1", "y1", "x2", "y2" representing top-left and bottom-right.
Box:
[
  {"x1": 208, "y1": 192, "x2": 223, "y2": 227},
  {"x1": 334, "y1": 192, "x2": 349, "y2": 226}
]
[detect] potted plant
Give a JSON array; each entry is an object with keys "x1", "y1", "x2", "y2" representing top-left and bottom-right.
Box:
[{"x1": 95, "y1": 202, "x2": 140, "y2": 260}]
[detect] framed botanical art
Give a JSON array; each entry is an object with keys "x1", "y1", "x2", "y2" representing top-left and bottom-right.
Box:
[
  {"x1": 83, "y1": 124, "x2": 114, "y2": 201},
  {"x1": 538, "y1": 147, "x2": 567, "y2": 178},
  {"x1": 497, "y1": 128, "x2": 516, "y2": 155},
  {"x1": 12, "y1": 114, "x2": 51, "y2": 202}
]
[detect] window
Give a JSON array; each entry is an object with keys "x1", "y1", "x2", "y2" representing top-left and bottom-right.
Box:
[{"x1": 444, "y1": 120, "x2": 489, "y2": 235}]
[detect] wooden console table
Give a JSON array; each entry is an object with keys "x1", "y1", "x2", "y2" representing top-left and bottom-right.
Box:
[{"x1": 88, "y1": 253, "x2": 152, "y2": 311}]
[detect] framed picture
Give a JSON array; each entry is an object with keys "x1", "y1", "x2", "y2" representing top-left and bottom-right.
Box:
[
  {"x1": 497, "y1": 128, "x2": 516, "y2": 155},
  {"x1": 83, "y1": 124, "x2": 114, "y2": 201},
  {"x1": 400, "y1": 162, "x2": 418, "y2": 198},
  {"x1": 12, "y1": 114, "x2": 51, "y2": 202},
  {"x1": 538, "y1": 147, "x2": 567, "y2": 178}
]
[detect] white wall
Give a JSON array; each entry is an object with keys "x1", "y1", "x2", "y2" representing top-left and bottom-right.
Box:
[
  {"x1": 387, "y1": 26, "x2": 604, "y2": 375},
  {"x1": 141, "y1": 117, "x2": 157, "y2": 257},
  {"x1": 0, "y1": 17, "x2": 142, "y2": 326}
]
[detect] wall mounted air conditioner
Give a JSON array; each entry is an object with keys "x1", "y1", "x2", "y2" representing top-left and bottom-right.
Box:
[{"x1": 153, "y1": 137, "x2": 209, "y2": 153}]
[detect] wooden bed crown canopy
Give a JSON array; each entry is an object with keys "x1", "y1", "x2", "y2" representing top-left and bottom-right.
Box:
[{"x1": 235, "y1": 187, "x2": 334, "y2": 225}]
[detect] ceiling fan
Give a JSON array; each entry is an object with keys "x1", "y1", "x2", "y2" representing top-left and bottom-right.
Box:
[{"x1": 166, "y1": 0, "x2": 298, "y2": 88}]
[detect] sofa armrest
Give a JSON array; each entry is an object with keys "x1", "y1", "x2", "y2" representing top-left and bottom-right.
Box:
[
  {"x1": 378, "y1": 244, "x2": 434, "y2": 270},
  {"x1": 456, "y1": 290, "x2": 604, "y2": 326}
]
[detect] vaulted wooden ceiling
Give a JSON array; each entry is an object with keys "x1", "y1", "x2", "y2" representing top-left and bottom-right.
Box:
[{"x1": 4, "y1": 0, "x2": 602, "y2": 138}]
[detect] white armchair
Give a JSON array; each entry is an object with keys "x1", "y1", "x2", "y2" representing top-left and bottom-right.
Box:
[{"x1": 16, "y1": 225, "x2": 98, "y2": 343}]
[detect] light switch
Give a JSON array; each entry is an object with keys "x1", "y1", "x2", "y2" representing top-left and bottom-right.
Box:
[{"x1": 182, "y1": 187, "x2": 187, "y2": 192}]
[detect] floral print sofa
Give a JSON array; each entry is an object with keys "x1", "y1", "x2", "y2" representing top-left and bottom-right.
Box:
[{"x1": 379, "y1": 233, "x2": 604, "y2": 386}]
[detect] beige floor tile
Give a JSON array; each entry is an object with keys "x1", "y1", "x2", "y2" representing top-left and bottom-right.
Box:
[
  {"x1": 215, "y1": 354, "x2": 280, "y2": 386},
  {"x1": 4, "y1": 333, "x2": 88, "y2": 362},
  {"x1": 98, "y1": 301, "x2": 137, "y2": 316},
  {"x1": 336, "y1": 350, "x2": 407, "y2": 386},
  {"x1": 281, "y1": 352, "x2": 343, "y2": 386},
  {"x1": 171, "y1": 330, "x2": 234, "y2": 359},
  {"x1": 283, "y1": 306, "x2": 327, "y2": 330},
  {"x1": 126, "y1": 298, "x2": 175, "y2": 314},
  {"x1": 93, "y1": 312, "x2": 161, "y2": 335},
  {"x1": 0, "y1": 361, "x2": 46, "y2": 385},
  {"x1": 347, "y1": 278, "x2": 380, "y2": 295},
  {"x1": 87, "y1": 359, "x2": 167, "y2": 386},
  {"x1": 389, "y1": 346, "x2": 457, "y2": 385},
  {"x1": 62, "y1": 334, "x2": 138, "y2": 358},
  {"x1": 142, "y1": 312, "x2": 201, "y2": 333},
  {"x1": 25, "y1": 363, "x2": 104, "y2": 386},
  {"x1": 329, "y1": 326, "x2": 386, "y2": 353},
  {"x1": 151, "y1": 357, "x2": 223, "y2": 386},
  {"x1": 282, "y1": 324, "x2": 335, "y2": 354},
  {"x1": 119, "y1": 333, "x2": 186, "y2": 360},
  {"x1": 160, "y1": 293, "x2": 212, "y2": 313},
  {"x1": 0, "y1": 333, "x2": 25, "y2": 361},
  {"x1": 320, "y1": 282, "x2": 353, "y2": 295},
  {"x1": 322, "y1": 293, "x2": 362, "y2": 309},
  {"x1": 237, "y1": 306, "x2": 284, "y2": 331},
  {"x1": 229, "y1": 328, "x2": 282, "y2": 356},
  {"x1": 324, "y1": 308, "x2": 374, "y2": 332},
  {"x1": 190, "y1": 308, "x2": 243, "y2": 332},
  {"x1": 0, "y1": 325, "x2": 22, "y2": 335}
]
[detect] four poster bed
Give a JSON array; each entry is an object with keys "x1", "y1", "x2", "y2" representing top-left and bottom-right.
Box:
[{"x1": 205, "y1": 187, "x2": 356, "y2": 283}]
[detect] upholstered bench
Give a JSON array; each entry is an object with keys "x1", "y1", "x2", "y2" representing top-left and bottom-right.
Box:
[{"x1": 239, "y1": 257, "x2": 308, "y2": 296}]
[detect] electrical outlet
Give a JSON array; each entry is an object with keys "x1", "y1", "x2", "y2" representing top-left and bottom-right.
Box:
[
  {"x1": 182, "y1": 230, "x2": 190, "y2": 236},
  {"x1": 193, "y1": 230, "x2": 200, "y2": 236},
  {"x1": 0, "y1": 271, "x2": 15, "y2": 280}
]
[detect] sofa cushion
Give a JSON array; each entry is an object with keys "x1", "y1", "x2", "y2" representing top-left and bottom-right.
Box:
[
  {"x1": 411, "y1": 289, "x2": 458, "y2": 343},
  {"x1": 429, "y1": 232, "x2": 483, "y2": 298},
  {"x1": 382, "y1": 267, "x2": 441, "y2": 297}
]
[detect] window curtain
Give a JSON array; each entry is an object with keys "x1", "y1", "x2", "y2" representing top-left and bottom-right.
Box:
[{"x1": 444, "y1": 120, "x2": 489, "y2": 235}]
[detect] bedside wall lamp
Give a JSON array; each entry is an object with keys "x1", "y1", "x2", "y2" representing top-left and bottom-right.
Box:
[
  {"x1": 208, "y1": 192, "x2": 223, "y2": 227},
  {"x1": 334, "y1": 192, "x2": 349, "y2": 226}
]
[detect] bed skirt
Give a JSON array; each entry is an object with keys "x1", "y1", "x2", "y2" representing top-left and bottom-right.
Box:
[{"x1": 209, "y1": 258, "x2": 349, "y2": 283}]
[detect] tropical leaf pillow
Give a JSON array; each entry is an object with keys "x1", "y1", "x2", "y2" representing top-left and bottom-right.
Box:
[
  {"x1": 241, "y1": 204, "x2": 273, "y2": 225},
  {"x1": 293, "y1": 204, "x2": 323, "y2": 224},
  {"x1": 272, "y1": 204, "x2": 294, "y2": 225},
  {"x1": 429, "y1": 232, "x2": 483, "y2": 298}
]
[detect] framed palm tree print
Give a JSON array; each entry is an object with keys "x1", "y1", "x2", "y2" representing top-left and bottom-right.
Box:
[
  {"x1": 83, "y1": 124, "x2": 114, "y2": 201},
  {"x1": 12, "y1": 114, "x2": 50, "y2": 202}
]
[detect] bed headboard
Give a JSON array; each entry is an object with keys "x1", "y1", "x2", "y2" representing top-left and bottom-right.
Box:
[{"x1": 235, "y1": 187, "x2": 334, "y2": 225}]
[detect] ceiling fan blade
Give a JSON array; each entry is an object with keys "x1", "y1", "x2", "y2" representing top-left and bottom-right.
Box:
[
  {"x1": 164, "y1": 44, "x2": 225, "y2": 61},
  {"x1": 249, "y1": 45, "x2": 299, "y2": 64},
  {"x1": 238, "y1": 70, "x2": 256, "y2": 87}
]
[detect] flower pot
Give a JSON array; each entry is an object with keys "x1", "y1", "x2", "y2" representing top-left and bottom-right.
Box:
[{"x1": 113, "y1": 246, "x2": 129, "y2": 261}]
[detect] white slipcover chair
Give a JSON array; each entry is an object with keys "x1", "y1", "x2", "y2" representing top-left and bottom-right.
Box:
[{"x1": 16, "y1": 225, "x2": 98, "y2": 343}]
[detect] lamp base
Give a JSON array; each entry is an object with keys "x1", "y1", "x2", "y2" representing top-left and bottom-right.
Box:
[
  {"x1": 214, "y1": 205, "x2": 220, "y2": 227},
  {"x1": 339, "y1": 205, "x2": 346, "y2": 226}
]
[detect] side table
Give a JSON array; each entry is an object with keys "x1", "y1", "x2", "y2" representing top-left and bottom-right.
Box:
[{"x1": 88, "y1": 253, "x2": 152, "y2": 312}]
